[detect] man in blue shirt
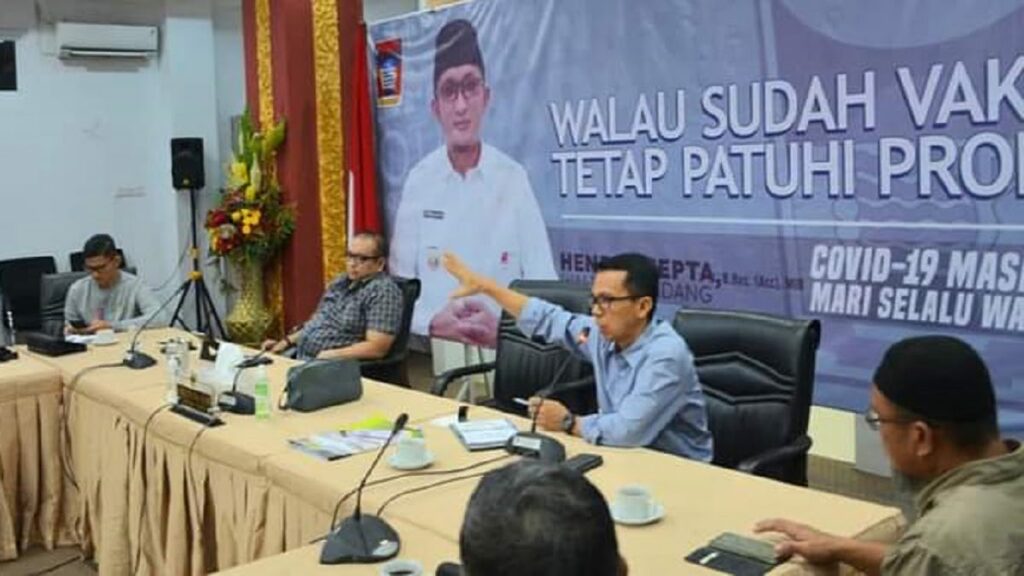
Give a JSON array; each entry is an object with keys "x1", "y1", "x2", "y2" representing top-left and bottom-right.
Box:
[{"x1": 444, "y1": 252, "x2": 712, "y2": 462}]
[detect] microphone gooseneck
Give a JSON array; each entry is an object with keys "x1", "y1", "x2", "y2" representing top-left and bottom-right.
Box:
[
  {"x1": 354, "y1": 413, "x2": 409, "y2": 519},
  {"x1": 320, "y1": 413, "x2": 408, "y2": 564},
  {"x1": 124, "y1": 281, "x2": 189, "y2": 370},
  {"x1": 529, "y1": 326, "x2": 590, "y2": 433},
  {"x1": 507, "y1": 326, "x2": 590, "y2": 464}
]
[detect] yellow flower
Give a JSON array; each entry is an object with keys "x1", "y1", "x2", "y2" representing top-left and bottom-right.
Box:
[
  {"x1": 244, "y1": 186, "x2": 256, "y2": 202},
  {"x1": 242, "y1": 224, "x2": 252, "y2": 235},
  {"x1": 251, "y1": 210, "x2": 262, "y2": 224},
  {"x1": 231, "y1": 211, "x2": 242, "y2": 222},
  {"x1": 231, "y1": 162, "x2": 248, "y2": 183}
]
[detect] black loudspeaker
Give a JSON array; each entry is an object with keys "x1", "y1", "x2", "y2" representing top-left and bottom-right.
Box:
[{"x1": 171, "y1": 137, "x2": 205, "y2": 190}]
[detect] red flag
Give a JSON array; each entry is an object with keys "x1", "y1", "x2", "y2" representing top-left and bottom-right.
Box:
[{"x1": 348, "y1": 23, "x2": 381, "y2": 234}]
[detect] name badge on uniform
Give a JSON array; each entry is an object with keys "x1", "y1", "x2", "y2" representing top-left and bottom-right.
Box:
[
  {"x1": 426, "y1": 246, "x2": 441, "y2": 271},
  {"x1": 423, "y1": 209, "x2": 446, "y2": 220}
]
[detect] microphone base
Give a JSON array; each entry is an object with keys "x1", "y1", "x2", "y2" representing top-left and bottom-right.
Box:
[
  {"x1": 123, "y1": 351, "x2": 157, "y2": 370},
  {"x1": 170, "y1": 403, "x2": 224, "y2": 427},
  {"x1": 505, "y1": 431, "x2": 566, "y2": 464},
  {"x1": 218, "y1": 391, "x2": 255, "y2": 415},
  {"x1": 320, "y1": 514, "x2": 400, "y2": 564}
]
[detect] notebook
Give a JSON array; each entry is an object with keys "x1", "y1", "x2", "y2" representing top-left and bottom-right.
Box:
[
  {"x1": 289, "y1": 415, "x2": 420, "y2": 461},
  {"x1": 449, "y1": 419, "x2": 519, "y2": 451}
]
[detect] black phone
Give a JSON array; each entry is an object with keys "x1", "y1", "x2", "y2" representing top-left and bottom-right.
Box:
[
  {"x1": 69, "y1": 319, "x2": 88, "y2": 329},
  {"x1": 563, "y1": 453, "x2": 603, "y2": 474}
]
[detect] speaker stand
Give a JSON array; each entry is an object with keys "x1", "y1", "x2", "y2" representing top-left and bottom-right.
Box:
[{"x1": 170, "y1": 187, "x2": 225, "y2": 338}]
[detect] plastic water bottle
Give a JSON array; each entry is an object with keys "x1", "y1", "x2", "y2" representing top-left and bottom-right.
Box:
[{"x1": 254, "y1": 365, "x2": 270, "y2": 420}]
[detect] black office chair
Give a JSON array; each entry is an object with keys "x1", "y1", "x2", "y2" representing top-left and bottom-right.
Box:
[
  {"x1": 0, "y1": 256, "x2": 58, "y2": 335},
  {"x1": 69, "y1": 248, "x2": 127, "y2": 272},
  {"x1": 672, "y1": 308, "x2": 820, "y2": 486},
  {"x1": 361, "y1": 277, "x2": 421, "y2": 387},
  {"x1": 38, "y1": 271, "x2": 88, "y2": 336},
  {"x1": 432, "y1": 279, "x2": 597, "y2": 417}
]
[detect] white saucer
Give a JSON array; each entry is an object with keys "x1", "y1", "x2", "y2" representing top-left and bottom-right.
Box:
[
  {"x1": 610, "y1": 501, "x2": 665, "y2": 526},
  {"x1": 92, "y1": 338, "x2": 118, "y2": 347},
  {"x1": 387, "y1": 452, "x2": 434, "y2": 471}
]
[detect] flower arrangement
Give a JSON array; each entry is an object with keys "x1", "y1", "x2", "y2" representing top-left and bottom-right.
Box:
[{"x1": 205, "y1": 111, "x2": 295, "y2": 263}]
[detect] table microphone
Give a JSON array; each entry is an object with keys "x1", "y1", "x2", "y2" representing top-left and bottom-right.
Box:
[
  {"x1": 124, "y1": 282, "x2": 188, "y2": 370},
  {"x1": 505, "y1": 326, "x2": 590, "y2": 464},
  {"x1": 219, "y1": 351, "x2": 273, "y2": 415},
  {"x1": 321, "y1": 413, "x2": 409, "y2": 564}
]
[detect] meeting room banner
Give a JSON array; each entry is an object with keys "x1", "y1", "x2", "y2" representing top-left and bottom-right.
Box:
[{"x1": 371, "y1": 0, "x2": 1024, "y2": 431}]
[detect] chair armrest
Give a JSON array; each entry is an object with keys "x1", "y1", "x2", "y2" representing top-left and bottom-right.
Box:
[
  {"x1": 360, "y1": 355, "x2": 398, "y2": 370},
  {"x1": 540, "y1": 375, "x2": 596, "y2": 398},
  {"x1": 737, "y1": 435, "x2": 813, "y2": 476},
  {"x1": 430, "y1": 361, "x2": 497, "y2": 396}
]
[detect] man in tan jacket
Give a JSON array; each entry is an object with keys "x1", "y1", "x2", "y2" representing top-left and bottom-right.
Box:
[{"x1": 757, "y1": 335, "x2": 1023, "y2": 575}]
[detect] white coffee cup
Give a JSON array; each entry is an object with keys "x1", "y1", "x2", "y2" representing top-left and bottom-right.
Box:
[
  {"x1": 393, "y1": 436, "x2": 427, "y2": 466},
  {"x1": 379, "y1": 559, "x2": 422, "y2": 576},
  {"x1": 615, "y1": 484, "x2": 655, "y2": 522},
  {"x1": 94, "y1": 328, "x2": 116, "y2": 345}
]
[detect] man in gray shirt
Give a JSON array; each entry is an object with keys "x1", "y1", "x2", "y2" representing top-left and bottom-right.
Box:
[{"x1": 65, "y1": 234, "x2": 161, "y2": 333}]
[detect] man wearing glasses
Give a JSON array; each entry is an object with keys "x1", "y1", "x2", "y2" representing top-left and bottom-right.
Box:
[
  {"x1": 444, "y1": 251, "x2": 712, "y2": 462},
  {"x1": 261, "y1": 232, "x2": 402, "y2": 361},
  {"x1": 65, "y1": 233, "x2": 160, "y2": 334},
  {"x1": 389, "y1": 18, "x2": 556, "y2": 348},
  {"x1": 757, "y1": 336, "x2": 1022, "y2": 575}
]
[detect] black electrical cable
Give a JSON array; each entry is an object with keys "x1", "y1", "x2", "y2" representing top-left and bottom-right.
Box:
[
  {"x1": 27, "y1": 553, "x2": 84, "y2": 576},
  {"x1": 59, "y1": 362, "x2": 126, "y2": 492},
  {"x1": 185, "y1": 423, "x2": 214, "y2": 520},
  {"x1": 314, "y1": 453, "x2": 512, "y2": 544},
  {"x1": 373, "y1": 469, "x2": 494, "y2": 518},
  {"x1": 131, "y1": 402, "x2": 172, "y2": 576}
]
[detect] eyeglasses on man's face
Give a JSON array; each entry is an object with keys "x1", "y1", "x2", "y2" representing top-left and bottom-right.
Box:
[
  {"x1": 437, "y1": 75, "x2": 484, "y2": 103},
  {"x1": 863, "y1": 408, "x2": 918, "y2": 431},
  {"x1": 346, "y1": 252, "x2": 382, "y2": 265},
  {"x1": 590, "y1": 294, "x2": 640, "y2": 312},
  {"x1": 85, "y1": 257, "x2": 117, "y2": 274}
]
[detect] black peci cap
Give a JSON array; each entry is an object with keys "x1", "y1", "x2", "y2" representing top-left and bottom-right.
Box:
[
  {"x1": 433, "y1": 19, "x2": 484, "y2": 91},
  {"x1": 873, "y1": 335, "x2": 996, "y2": 422}
]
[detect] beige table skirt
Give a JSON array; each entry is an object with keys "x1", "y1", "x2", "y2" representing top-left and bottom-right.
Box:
[
  {"x1": 0, "y1": 356, "x2": 77, "y2": 561},
  {"x1": 70, "y1": 391, "x2": 275, "y2": 576}
]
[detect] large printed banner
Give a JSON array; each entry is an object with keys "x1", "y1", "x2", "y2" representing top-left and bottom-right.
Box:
[{"x1": 371, "y1": 0, "x2": 1024, "y2": 431}]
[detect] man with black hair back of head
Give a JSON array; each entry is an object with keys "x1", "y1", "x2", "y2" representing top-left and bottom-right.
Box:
[
  {"x1": 756, "y1": 335, "x2": 1024, "y2": 575},
  {"x1": 460, "y1": 460, "x2": 628, "y2": 576},
  {"x1": 262, "y1": 232, "x2": 403, "y2": 361},
  {"x1": 443, "y1": 251, "x2": 712, "y2": 462},
  {"x1": 65, "y1": 233, "x2": 161, "y2": 334},
  {"x1": 389, "y1": 18, "x2": 556, "y2": 349}
]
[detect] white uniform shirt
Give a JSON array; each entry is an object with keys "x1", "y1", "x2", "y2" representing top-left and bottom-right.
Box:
[{"x1": 390, "y1": 143, "x2": 557, "y2": 335}]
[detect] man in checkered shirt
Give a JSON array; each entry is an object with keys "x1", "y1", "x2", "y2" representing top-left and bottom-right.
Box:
[{"x1": 262, "y1": 232, "x2": 403, "y2": 360}]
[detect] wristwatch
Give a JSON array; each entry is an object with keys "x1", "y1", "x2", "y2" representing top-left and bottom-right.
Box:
[{"x1": 561, "y1": 412, "x2": 576, "y2": 434}]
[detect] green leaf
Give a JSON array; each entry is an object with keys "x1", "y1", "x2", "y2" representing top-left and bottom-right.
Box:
[{"x1": 264, "y1": 119, "x2": 286, "y2": 154}]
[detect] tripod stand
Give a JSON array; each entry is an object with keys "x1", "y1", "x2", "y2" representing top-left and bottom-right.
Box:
[{"x1": 170, "y1": 187, "x2": 225, "y2": 338}]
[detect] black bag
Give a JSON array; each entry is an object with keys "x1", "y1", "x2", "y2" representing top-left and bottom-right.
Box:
[{"x1": 283, "y1": 358, "x2": 363, "y2": 412}]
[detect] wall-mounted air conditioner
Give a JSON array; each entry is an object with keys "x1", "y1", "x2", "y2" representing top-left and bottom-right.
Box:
[{"x1": 56, "y1": 22, "x2": 158, "y2": 59}]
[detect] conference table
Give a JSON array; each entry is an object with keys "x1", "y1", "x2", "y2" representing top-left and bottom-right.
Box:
[{"x1": 5, "y1": 328, "x2": 902, "y2": 575}]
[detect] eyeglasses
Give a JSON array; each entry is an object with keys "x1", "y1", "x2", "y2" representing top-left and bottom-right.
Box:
[
  {"x1": 85, "y1": 258, "x2": 116, "y2": 274},
  {"x1": 863, "y1": 408, "x2": 917, "y2": 431},
  {"x1": 590, "y1": 294, "x2": 640, "y2": 312},
  {"x1": 437, "y1": 75, "x2": 484, "y2": 103},
  {"x1": 346, "y1": 252, "x2": 382, "y2": 264}
]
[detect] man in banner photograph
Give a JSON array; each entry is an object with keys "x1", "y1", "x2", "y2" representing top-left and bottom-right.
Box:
[{"x1": 389, "y1": 18, "x2": 556, "y2": 348}]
